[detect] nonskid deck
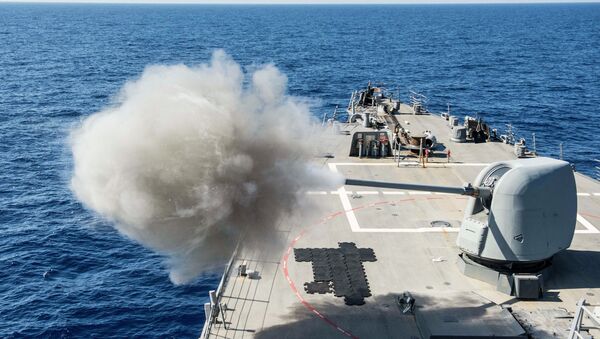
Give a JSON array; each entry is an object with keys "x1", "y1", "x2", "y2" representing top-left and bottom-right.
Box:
[{"x1": 202, "y1": 111, "x2": 600, "y2": 339}]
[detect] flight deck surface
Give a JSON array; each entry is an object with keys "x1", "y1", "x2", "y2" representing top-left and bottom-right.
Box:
[{"x1": 202, "y1": 111, "x2": 600, "y2": 339}]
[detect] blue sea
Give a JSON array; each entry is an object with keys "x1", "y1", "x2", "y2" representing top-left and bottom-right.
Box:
[{"x1": 0, "y1": 3, "x2": 598, "y2": 337}]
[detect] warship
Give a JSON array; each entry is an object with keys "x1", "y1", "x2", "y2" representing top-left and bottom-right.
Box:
[{"x1": 200, "y1": 83, "x2": 600, "y2": 339}]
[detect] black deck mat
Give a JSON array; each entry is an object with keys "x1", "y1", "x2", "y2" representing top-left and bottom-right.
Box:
[
  {"x1": 344, "y1": 294, "x2": 366, "y2": 306},
  {"x1": 312, "y1": 266, "x2": 332, "y2": 281},
  {"x1": 293, "y1": 243, "x2": 377, "y2": 306},
  {"x1": 304, "y1": 281, "x2": 331, "y2": 294},
  {"x1": 294, "y1": 248, "x2": 313, "y2": 262},
  {"x1": 358, "y1": 248, "x2": 377, "y2": 262}
]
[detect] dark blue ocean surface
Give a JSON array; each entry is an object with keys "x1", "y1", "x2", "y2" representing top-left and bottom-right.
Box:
[{"x1": 0, "y1": 3, "x2": 598, "y2": 337}]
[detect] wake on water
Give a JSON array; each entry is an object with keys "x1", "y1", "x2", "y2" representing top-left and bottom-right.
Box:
[{"x1": 70, "y1": 51, "x2": 342, "y2": 284}]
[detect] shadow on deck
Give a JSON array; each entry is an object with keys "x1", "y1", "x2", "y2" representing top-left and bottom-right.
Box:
[
  {"x1": 254, "y1": 292, "x2": 558, "y2": 339},
  {"x1": 549, "y1": 249, "x2": 600, "y2": 290}
]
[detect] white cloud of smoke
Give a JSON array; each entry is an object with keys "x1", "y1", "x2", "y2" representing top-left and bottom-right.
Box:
[{"x1": 70, "y1": 51, "x2": 341, "y2": 284}]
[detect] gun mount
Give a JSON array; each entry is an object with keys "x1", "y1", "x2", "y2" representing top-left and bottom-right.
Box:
[{"x1": 345, "y1": 157, "x2": 577, "y2": 298}]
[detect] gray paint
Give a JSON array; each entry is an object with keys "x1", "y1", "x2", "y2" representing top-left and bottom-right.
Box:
[{"x1": 458, "y1": 158, "x2": 577, "y2": 262}]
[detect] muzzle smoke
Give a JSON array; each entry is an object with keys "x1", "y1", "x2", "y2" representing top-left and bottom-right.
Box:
[{"x1": 70, "y1": 51, "x2": 341, "y2": 284}]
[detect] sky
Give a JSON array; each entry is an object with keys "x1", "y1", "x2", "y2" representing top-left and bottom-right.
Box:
[{"x1": 0, "y1": 0, "x2": 598, "y2": 3}]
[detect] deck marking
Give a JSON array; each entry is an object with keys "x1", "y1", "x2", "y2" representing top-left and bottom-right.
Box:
[
  {"x1": 329, "y1": 162, "x2": 483, "y2": 233},
  {"x1": 577, "y1": 214, "x2": 600, "y2": 234},
  {"x1": 328, "y1": 163, "x2": 360, "y2": 232},
  {"x1": 330, "y1": 162, "x2": 490, "y2": 167},
  {"x1": 330, "y1": 163, "x2": 599, "y2": 234},
  {"x1": 356, "y1": 191, "x2": 379, "y2": 195},
  {"x1": 308, "y1": 191, "x2": 599, "y2": 197},
  {"x1": 331, "y1": 191, "x2": 354, "y2": 195},
  {"x1": 330, "y1": 162, "x2": 465, "y2": 233}
]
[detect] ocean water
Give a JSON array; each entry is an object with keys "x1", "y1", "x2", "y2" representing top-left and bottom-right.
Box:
[{"x1": 0, "y1": 3, "x2": 598, "y2": 337}]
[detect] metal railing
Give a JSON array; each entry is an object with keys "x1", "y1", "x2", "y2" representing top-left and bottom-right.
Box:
[
  {"x1": 567, "y1": 297, "x2": 600, "y2": 339},
  {"x1": 199, "y1": 243, "x2": 240, "y2": 339}
]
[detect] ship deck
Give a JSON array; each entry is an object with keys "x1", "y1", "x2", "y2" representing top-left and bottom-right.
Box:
[{"x1": 202, "y1": 110, "x2": 600, "y2": 339}]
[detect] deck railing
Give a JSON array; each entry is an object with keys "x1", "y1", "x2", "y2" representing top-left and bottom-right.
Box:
[{"x1": 199, "y1": 243, "x2": 240, "y2": 339}]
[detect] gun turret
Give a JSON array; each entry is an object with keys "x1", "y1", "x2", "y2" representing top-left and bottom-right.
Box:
[
  {"x1": 345, "y1": 157, "x2": 576, "y2": 267},
  {"x1": 345, "y1": 158, "x2": 577, "y2": 299}
]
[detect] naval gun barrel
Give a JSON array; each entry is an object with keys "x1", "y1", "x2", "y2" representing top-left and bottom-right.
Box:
[{"x1": 345, "y1": 179, "x2": 492, "y2": 199}]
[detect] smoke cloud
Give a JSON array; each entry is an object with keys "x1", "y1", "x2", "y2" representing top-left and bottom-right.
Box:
[{"x1": 70, "y1": 51, "x2": 342, "y2": 284}]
